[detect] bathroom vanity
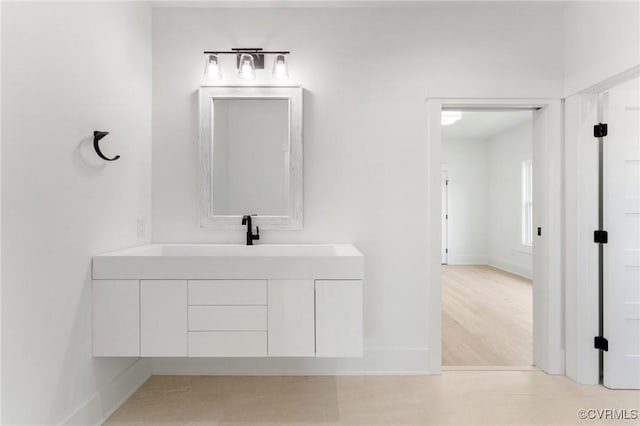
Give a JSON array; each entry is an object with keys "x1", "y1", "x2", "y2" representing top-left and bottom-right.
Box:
[
  {"x1": 92, "y1": 243, "x2": 364, "y2": 358},
  {"x1": 90, "y1": 87, "x2": 365, "y2": 359}
]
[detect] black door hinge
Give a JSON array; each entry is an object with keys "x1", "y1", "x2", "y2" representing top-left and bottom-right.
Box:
[
  {"x1": 446, "y1": 248, "x2": 448, "y2": 253},
  {"x1": 594, "y1": 336, "x2": 609, "y2": 351},
  {"x1": 594, "y1": 123, "x2": 608, "y2": 138},
  {"x1": 445, "y1": 214, "x2": 448, "y2": 219},
  {"x1": 594, "y1": 230, "x2": 608, "y2": 244}
]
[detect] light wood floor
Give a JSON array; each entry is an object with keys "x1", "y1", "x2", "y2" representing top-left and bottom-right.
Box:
[
  {"x1": 442, "y1": 265, "x2": 532, "y2": 367},
  {"x1": 105, "y1": 372, "x2": 640, "y2": 425}
]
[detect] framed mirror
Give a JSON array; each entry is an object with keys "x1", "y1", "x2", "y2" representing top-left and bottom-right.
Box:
[{"x1": 199, "y1": 86, "x2": 303, "y2": 229}]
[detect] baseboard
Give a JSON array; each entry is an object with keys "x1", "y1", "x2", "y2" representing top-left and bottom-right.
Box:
[
  {"x1": 151, "y1": 347, "x2": 432, "y2": 376},
  {"x1": 447, "y1": 255, "x2": 488, "y2": 265},
  {"x1": 488, "y1": 258, "x2": 532, "y2": 280},
  {"x1": 443, "y1": 365, "x2": 539, "y2": 371},
  {"x1": 61, "y1": 358, "x2": 151, "y2": 426}
]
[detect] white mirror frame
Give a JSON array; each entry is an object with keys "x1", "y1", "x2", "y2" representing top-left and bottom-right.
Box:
[{"x1": 199, "y1": 85, "x2": 303, "y2": 230}]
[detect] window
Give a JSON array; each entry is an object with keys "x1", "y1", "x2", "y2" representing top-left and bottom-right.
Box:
[{"x1": 521, "y1": 159, "x2": 533, "y2": 246}]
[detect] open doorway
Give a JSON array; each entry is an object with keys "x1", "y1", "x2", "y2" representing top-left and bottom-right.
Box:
[
  {"x1": 440, "y1": 110, "x2": 534, "y2": 367},
  {"x1": 426, "y1": 98, "x2": 563, "y2": 376}
]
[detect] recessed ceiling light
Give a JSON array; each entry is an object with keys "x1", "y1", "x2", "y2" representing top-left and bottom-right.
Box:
[{"x1": 441, "y1": 111, "x2": 462, "y2": 126}]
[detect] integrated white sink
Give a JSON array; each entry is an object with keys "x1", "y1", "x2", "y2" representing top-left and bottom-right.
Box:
[{"x1": 93, "y1": 244, "x2": 364, "y2": 280}]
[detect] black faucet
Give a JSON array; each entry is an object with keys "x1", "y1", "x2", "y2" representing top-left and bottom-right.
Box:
[{"x1": 241, "y1": 215, "x2": 260, "y2": 246}]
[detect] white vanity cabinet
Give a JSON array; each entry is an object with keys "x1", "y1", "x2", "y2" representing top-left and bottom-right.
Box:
[
  {"x1": 93, "y1": 278, "x2": 362, "y2": 358},
  {"x1": 92, "y1": 244, "x2": 364, "y2": 358}
]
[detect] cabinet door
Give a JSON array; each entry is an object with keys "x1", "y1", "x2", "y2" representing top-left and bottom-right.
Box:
[
  {"x1": 315, "y1": 280, "x2": 363, "y2": 357},
  {"x1": 92, "y1": 280, "x2": 139, "y2": 356},
  {"x1": 268, "y1": 280, "x2": 315, "y2": 357},
  {"x1": 141, "y1": 280, "x2": 187, "y2": 356}
]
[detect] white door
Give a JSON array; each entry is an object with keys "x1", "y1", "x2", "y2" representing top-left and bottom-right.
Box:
[
  {"x1": 441, "y1": 170, "x2": 448, "y2": 264},
  {"x1": 603, "y1": 77, "x2": 640, "y2": 389}
]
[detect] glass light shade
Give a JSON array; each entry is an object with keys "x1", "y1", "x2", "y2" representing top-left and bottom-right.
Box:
[
  {"x1": 441, "y1": 111, "x2": 462, "y2": 126},
  {"x1": 238, "y1": 53, "x2": 256, "y2": 80},
  {"x1": 272, "y1": 54, "x2": 289, "y2": 80},
  {"x1": 205, "y1": 54, "x2": 222, "y2": 80}
]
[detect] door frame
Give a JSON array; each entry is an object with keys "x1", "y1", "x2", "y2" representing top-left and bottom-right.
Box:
[
  {"x1": 564, "y1": 66, "x2": 640, "y2": 385},
  {"x1": 441, "y1": 170, "x2": 448, "y2": 265},
  {"x1": 425, "y1": 98, "x2": 564, "y2": 375}
]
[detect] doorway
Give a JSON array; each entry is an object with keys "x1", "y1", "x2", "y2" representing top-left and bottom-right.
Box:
[
  {"x1": 425, "y1": 98, "x2": 563, "y2": 375},
  {"x1": 440, "y1": 110, "x2": 534, "y2": 367}
]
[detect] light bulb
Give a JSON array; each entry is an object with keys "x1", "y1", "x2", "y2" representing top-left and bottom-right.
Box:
[
  {"x1": 238, "y1": 53, "x2": 256, "y2": 80},
  {"x1": 272, "y1": 54, "x2": 289, "y2": 80},
  {"x1": 205, "y1": 54, "x2": 222, "y2": 80}
]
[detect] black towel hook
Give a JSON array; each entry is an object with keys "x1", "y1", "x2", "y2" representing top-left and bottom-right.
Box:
[{"x1": 93, "y1": 131, "x2": 120, "y2": 161}]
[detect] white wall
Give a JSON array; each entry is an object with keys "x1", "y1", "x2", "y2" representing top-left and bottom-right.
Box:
[
  {"x1": 1, "y1": 2, "x2": 152, "y2": 424},
  {"x1": 151, "y1": 4, "x2": 564, "y2": 374},
  {"x1": 564, "y1": 92, "x2": 600, "y2": 385},
  {"x1": 563, "y1": 1, "x2": 640, "y2": 96},
  {"x1": 487, "y1": 120, "x2": 533, "y2": 279},
  {"x1": 441, "y1": 138, "x2": 488, "y2": 265}
]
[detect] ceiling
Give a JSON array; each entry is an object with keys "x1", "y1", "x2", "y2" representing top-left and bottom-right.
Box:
[
  {"x1": 150, "y1": 0, "x2": 569, "y2": 7},
  {"x1": 442, "y1": 110, "x2": 532, "y2": 141}
]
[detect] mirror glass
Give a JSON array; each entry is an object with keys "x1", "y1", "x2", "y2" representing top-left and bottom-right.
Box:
[
  {"x1": 212, "y1": 98, "x2": 289, "y2": 216},
  {"x1": 199, "y1": 85, "x2": 303, "y2": 229}
]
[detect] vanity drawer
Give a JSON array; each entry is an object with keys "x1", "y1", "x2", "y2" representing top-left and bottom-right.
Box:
[
  {"x1": 188, "y1": 331, "x2": 267, "y2": 357},
  {"x1": 188, "y1": 280, "x2": 267, "y2": 305},
  {"x1": 188, "y1": 306, "x2": 267, "y2": 331}
]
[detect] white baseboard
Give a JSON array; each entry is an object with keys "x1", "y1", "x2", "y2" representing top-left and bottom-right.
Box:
[
  {"x1": 61, "y1": 359, "x2": 151, "y2": 426},
  {"x1": 447, "y1": 254, "x2": 488, "y2": 265},
  {"x1": 151, "y1": 347, "x2": 432, "y2": 376},
  {"x1": 488, "y1": 257, "x2": 532, "y2": 280}
]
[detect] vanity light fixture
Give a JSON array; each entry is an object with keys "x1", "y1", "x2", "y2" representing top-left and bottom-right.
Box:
[
  {"x1": 441, "y1": 111, "x2": 463, "y2": 126},
  {"x1": 205, "y1": 54, "x2": 222, "y2": 80},
  {"x1": 203, "y1": 48, "x2": 291, "y2": 81},
  {"x1": 238, "y1": 53, "x2": 256, "y2": 80}
]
